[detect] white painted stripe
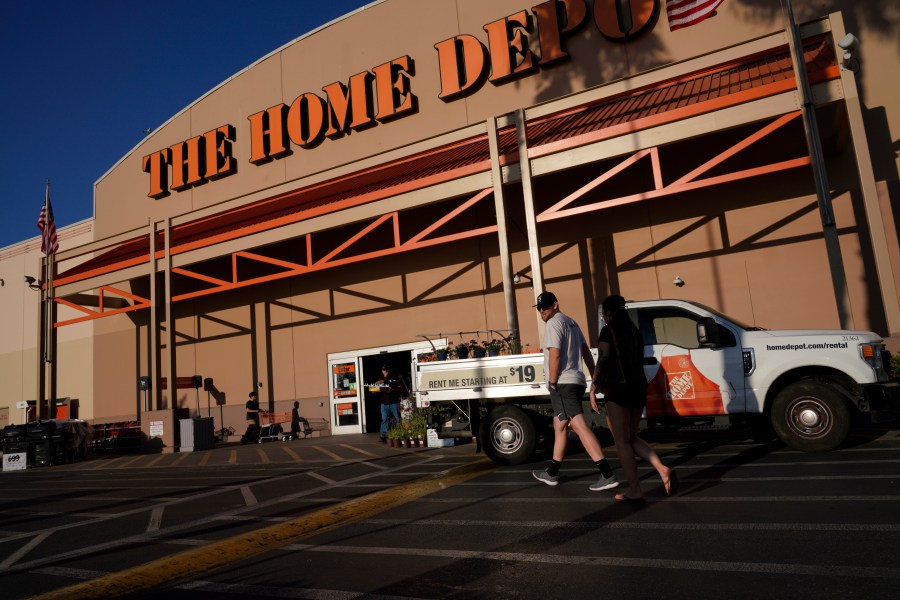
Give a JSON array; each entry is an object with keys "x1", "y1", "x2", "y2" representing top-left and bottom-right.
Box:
[
  {"x1": 286, "y1": 543, "x2": 900, "y2": 579},
  {"x1": 357, "y1": 459, "x2": 389, "y2": 471},
  {"x1": 241, "y1": 486, "x2": 258, "y2": 506},
  {"x1": 462, "y1": 474, "x2": 900, "y2": 484},
  {"x1": 0, "y1": 455, "x2": 446, "y2": 574},
  {"x1": 0, "y1": 532, "x2": 50, "y2": 569},
  {"x1": 363, "y1": 518, "x2": 900, "y2": 533},
  {"x1": 31, "y1": 567, "x2": 422, "y2": 599},
  {"x1": 414, "y1": 495, "x2": 900, "y2": 503},
  {"x1": 307, "y1": 471, "x2": 336, "y2": 484},
  {"x1": 146, "y1": 507, "x2": 164, "y2": 532}
]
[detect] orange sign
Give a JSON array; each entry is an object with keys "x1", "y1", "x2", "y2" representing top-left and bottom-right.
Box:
[{"x1": 143, "y1": 1, "x2": 662, "y2": 198}]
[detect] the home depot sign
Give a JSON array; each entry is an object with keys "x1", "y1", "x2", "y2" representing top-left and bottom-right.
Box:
[{"x1": 142, "y1": 0, "x2": 660, "y2": 198}]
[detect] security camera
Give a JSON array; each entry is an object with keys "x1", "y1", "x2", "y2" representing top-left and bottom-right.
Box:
[{"x1": 837, "y1": 33, "x2": 859, "y2": 51}]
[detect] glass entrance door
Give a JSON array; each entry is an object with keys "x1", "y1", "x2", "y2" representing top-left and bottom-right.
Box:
[{"x1": 328, "y1": 357, "x2": 363, "y2": 434}]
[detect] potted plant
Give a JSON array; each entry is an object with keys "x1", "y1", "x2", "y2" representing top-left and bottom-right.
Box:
[
  {"x1": 435, "y1": 347, "x2": 449, "y2": 361},
  {"x1": 387, "y1": 427, "x2": 401, "y2": 447},
  {"x1": 411, "y1": 410, "x2": 428, "y2": 447},
  {"x1": 506, "y1": 334, "x2": 522, "y2": 355},
  {"x1": 469, "y1": 339, "x2": 486, "y2": 358},
  {"x1": 454, "y1": 342, "x2": 470, "y2": 359},
  {"x1": 483, "y1": 339, "x2": 504, "y2": 357}
]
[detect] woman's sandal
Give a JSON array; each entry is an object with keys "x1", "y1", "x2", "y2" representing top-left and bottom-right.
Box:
[
  {"x1": 614, "y1": 493, "x2": 646, "y2": 504},
  {"x1": 663, "y1": 470, "x2": 679, "y2": 496}
]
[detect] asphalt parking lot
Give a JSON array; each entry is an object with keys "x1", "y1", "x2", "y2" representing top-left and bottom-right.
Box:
[{"x1": 1, "y1": 426, "x2": 899, "y2": 599}]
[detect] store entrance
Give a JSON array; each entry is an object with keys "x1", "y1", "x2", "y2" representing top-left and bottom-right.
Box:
[
  {"x1": 327, "y1": 338, "x2": 442, "y2": 436},
  {"x1": 361, "y1": 352, "x2": 414, "y2": 434}
]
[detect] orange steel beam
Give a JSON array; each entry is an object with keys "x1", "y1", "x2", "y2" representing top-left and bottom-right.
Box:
[
  {"x1": 168, "y1": 188, "x2": 497, "y2": 303},
  {"x1": 538, "y1": 112, "x2": 808, "y2": 222},
  {"x1": 54, "y1": 285, "x2": 151, "y2": 327}
]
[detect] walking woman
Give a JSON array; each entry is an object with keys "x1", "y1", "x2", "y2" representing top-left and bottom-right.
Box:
[{"x1": 590, "y1": 294, "x2": 676, "y2": 503}]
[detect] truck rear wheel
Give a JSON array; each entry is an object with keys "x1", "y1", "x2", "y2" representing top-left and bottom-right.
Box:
[
  {"x1": 480, "y1": 405, "x2": 535, "y2": 466},
  {"x1": 771, "y1": 381, "x2": 851, "y2": 452}
]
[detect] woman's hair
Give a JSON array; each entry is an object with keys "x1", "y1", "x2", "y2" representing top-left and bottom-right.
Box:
[{"x1": 601, "y1": 294, "x2": 643, "y2": 363}]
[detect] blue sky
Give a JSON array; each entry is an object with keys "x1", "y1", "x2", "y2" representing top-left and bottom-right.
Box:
[{"x1": 0, "y1": 0, "x2": 370, "y2": 250}]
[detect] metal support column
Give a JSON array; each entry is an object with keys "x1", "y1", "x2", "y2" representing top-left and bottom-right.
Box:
[
  {"x1": 514, "y1": 109, "x2": 546, "y2": 338},
  {"x1": 829, "y1": 13, "x2": 900, "y2": 336},
  {"x1": 164, "y1": 217, "x2": 176, "y2": 409},
  {"x1": 487, "y1": 115, "x2": 520, "y2": 340},
  {"x1": 149, "y1": 220, "x2": 159, "y2": 410},
  {"x1": 785, "y1": 0, "x2": 854, "y2": 329}
]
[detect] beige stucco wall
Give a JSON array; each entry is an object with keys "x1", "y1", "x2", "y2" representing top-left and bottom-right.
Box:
[{"x1": 0, "y1": 223, "x2": 94, "y2": 424}]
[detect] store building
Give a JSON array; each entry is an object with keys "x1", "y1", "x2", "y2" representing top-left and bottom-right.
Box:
[{"x1": 2, "y1": 0, "x2": 898, "y2": 447}]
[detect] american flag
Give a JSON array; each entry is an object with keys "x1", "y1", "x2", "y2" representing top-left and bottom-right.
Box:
[
  {"x1": 666, "y1": 0, "x2": 725, "y2": 31},
  {"x1": 37, "y1": 184, "x2": 59, "y2": 255}
]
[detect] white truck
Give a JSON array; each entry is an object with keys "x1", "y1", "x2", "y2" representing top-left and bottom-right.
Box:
[{"x1": 414, "y1": 299, "x2": 899, "y2": 465}]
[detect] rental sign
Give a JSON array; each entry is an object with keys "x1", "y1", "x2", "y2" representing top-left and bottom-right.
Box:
[{"x1": 142, "y1": 0, "x2": 660, "y2": 198}]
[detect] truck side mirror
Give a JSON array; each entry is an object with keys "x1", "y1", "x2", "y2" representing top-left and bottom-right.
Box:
[{"x1": 697, "y1": 317, "x2": 721, "y2": 347}]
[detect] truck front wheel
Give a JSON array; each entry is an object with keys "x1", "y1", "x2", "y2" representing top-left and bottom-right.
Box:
[
  {"x1": 480, "y1": 405, "x2": 536, "y2": 465},
  {"x1": 771, "y1": 381, "x2": 851, "y2": 452}
]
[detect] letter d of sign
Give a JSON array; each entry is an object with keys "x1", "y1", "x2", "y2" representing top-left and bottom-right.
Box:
[{"x1": 434, "y1": 34, "x2": 489, "y2": 101}]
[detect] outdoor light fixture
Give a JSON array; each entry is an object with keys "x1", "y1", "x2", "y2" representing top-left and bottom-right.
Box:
[
  {"x1": 513, "y1": 272, "x2": 533, "y2": 284},
  {"x1": 838, "y1": 33, "x2": 860, "y2": 71},
  {"x1": 673, "y1": 275, "x2": 685, "y2": 287},
  {"x1": 24, "y1": 275, "x2": 42, "y2": 290}
]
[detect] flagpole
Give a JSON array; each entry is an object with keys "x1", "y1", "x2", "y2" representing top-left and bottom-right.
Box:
[
  {"x1": 43, "y1": 180, "x2": 55, "y2": 422},
  {"x1": 783, "y1": 0, "x2": 853, "y2": 329},
  {"x1": 44, "y1": 180, "x2": 54, "y2": 366}
]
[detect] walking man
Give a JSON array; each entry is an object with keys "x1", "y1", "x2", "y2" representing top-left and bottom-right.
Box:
[{"x1": 532, "y1": 291, "x2": 618, "y2": 491}]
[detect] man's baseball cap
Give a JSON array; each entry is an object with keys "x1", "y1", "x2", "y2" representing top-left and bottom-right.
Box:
[{"x1": 534, "y1": 291, "x2": 558, "y2": 310}]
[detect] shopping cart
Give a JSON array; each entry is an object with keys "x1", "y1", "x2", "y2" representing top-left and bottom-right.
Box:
[{"x1": 258, "y1": 411, "x2": 291, "y2": 443}]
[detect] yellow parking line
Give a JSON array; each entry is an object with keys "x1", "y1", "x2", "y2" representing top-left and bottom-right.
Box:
[
  {"x1": 256, "y1": 447, "x2": 270, "y2": 464},
  {"x1": 116, "y1": 456, "x2": 144, "y2": 469},
  {"x1": 339, "y1": 444, "x2": 377, "y2": 458},
  {"x1": 171, "y1": 453, "x2": 190, "y2": 467},
  {"x1": 30, "y1": 459, "x2": 495, "y2": 600},
  {"x1": 199, "y1": 452, "x2": 211, "y2": 466},
  {"x1": 280, "y1": 446, "x2": 303, "y2": 462},
  {"x1": 144, "y1": 454, "x2": 167, "y2": 468},
  {"x1": 227, "y1": 450, "x2": 237, "y2": 465},
  {"x1": 309, "y1": 445, "x2": 342, "y2": 460}
]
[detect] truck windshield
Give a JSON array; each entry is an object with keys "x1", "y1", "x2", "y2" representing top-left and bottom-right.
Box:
[{"x1": 687, "y1": 301, "x2": 766, "y2": 331}]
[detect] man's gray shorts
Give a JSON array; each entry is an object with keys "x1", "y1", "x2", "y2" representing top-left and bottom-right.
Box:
[{"x1": 551, "y1": 383, "x2": 587, "y2": 421}]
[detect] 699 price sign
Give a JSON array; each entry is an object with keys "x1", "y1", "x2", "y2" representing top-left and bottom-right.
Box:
[{"x1": 2, "y1": 452, "x2": 26, "y2": 472}]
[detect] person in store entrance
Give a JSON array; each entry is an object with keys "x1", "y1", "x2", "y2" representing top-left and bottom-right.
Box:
[
  {"x1": 531, "y1": 291, "x2": 619, "y2": 492},
  {"x1": 240, "y1": 391, "x2": 260, "y2": 444},
  {"x1": 377, "y1": 365, "x2": 403, "y2": 443}
]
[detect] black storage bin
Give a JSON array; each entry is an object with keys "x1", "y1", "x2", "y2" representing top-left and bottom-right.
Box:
[
  {"x1": 29, "y1": 440, "x2": 51, "y2": 467},
  {"x1": 27, "y1": 421, "x2": 56, "y2": 440},
  {"x1": 2, "y1": 443, "x2": 28, "y2": 459},
  {"x1": 2, "y1": 425, "x2": 26, "y2": 444}
]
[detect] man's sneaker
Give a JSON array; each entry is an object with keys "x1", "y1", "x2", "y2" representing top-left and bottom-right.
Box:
[
  {"x1": 532, "y1": 469, "x2": 559, "y2": 486},
  {"x1": 589, "y1": 474, "x2": 619, "y2": 491}
]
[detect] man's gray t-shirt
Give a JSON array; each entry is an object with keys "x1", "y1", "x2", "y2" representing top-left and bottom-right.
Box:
[{"x1": 543, "y1": 311, "x2": 587, "y2": 386}]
